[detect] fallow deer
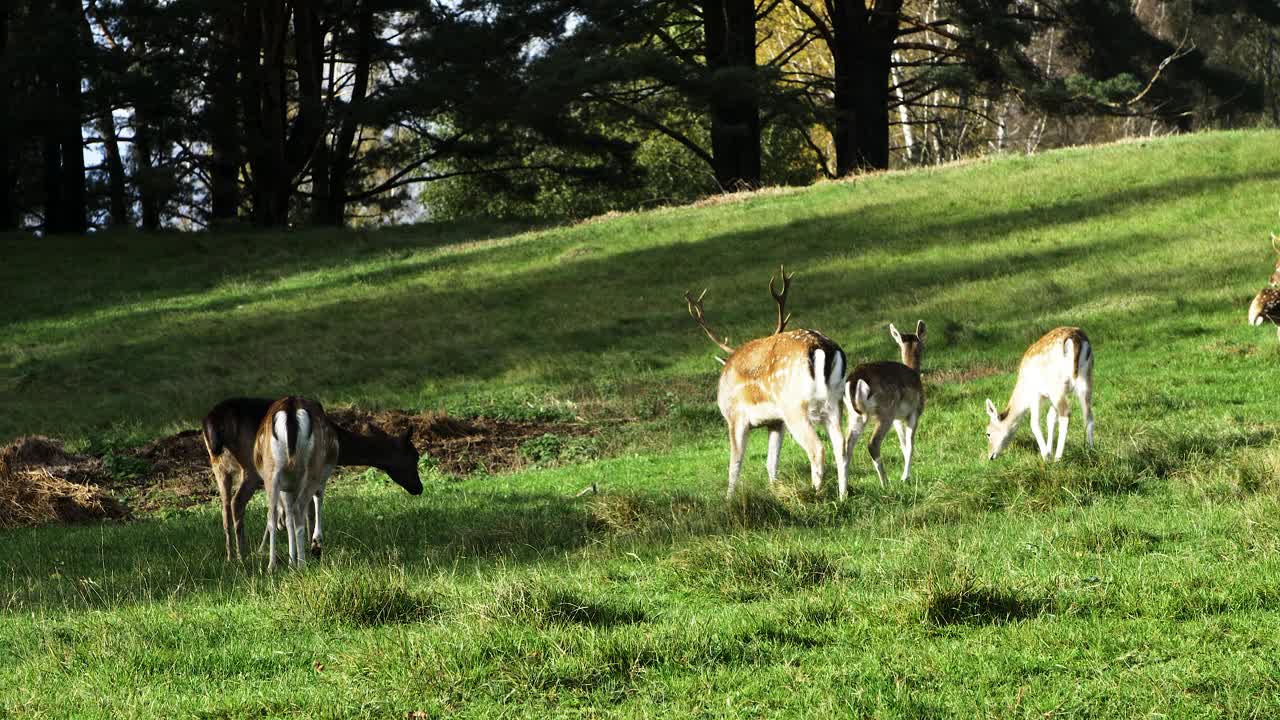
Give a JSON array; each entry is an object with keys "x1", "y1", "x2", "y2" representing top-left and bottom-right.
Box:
[
  {"x1": 1248, "y1": 286, "x2": 1280, "y2": 341},
  {"x1": 253, "y1": 396, "x2": 339, "y2": 570},
  {"x1": 844, "y1": 321, "x2": 926, "y2": 485},
  {"x1": 202, "y1": 397, "x2": 421, "y2": 561},
  {"x1": 984, "y1": 327, "x2": 1094, "y2": 461},
  {"x1": 684, "y1": 268, "x2": 849, "y2": 499}
]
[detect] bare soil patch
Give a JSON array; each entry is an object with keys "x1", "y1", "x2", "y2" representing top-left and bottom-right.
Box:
[
  {"x1": 0, "y1": 410, "x2": 587, "y2": 529},
  {"x1": 924, "y1": 364, "x2": 1003, "y2": 385},
  {"x1": 0, "y1": 436, "x2": 129, "y2": 529}
]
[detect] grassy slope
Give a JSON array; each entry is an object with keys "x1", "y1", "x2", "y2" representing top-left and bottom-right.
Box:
[{"x1": 4, "y1": 131, "x2": 1280, "y2": 717}]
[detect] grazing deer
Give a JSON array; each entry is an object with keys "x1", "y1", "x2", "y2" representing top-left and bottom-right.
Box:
[
  {"x1": 202, "y1": 397, "x2": 421, "y2": 561},
  {"x1": 684, "y1": 267, "x2": 849, "y2": 499},
  {"x1": 844, "y1": 321, "x2": 926, "y2": 485},
  {"x1": 253, "y1": 396, "x2": 339, "y2": 570},
  {"x1": 1248, "y1": 287, "x2": 1280, "y2": 341},
  {"x1": 984, "y1": 327, "x2": 1094, "y2": 461}
]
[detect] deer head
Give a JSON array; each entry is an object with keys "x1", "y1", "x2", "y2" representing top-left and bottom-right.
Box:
[{"x1": 889, "y1": 320, "x2": 925, "y2": 371}]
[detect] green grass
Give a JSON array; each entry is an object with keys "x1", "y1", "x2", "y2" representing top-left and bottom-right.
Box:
[{"x1": 5, "y1": 130, "x2": 1280, "y2": 717}]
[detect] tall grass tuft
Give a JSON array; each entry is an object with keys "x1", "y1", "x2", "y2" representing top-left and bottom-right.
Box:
[
  {"x1": 917, "y1": 566, "x2": 1046, "y2": 627},
  {"x1": 476, "y1": 578, "x2": 646, "y2": 627},
  {"x1": 273, "y1": 564, "x2": 439, "y2": 627},
  {"x1": 667, "y1": 536, "x2": 846, "y2": 601}
]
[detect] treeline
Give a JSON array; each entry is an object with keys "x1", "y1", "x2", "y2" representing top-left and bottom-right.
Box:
[{"x1": 2, "y1": 0, "x2": 1277, "y2": 233}]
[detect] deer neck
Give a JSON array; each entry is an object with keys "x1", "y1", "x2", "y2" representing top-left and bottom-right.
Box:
[
  {"x1": 334, "y1": 425, "x2": 395, "y2": 470},
  {"x1": 900, "y1": 346, "x2": 921, "y2": 372}
]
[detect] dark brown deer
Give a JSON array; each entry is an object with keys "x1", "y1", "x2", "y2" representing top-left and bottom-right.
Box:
[
  {"x1": 202, "y1": 397, "x2": 421, "y2": 561},
  {"x1": 844, "y1": 321, "x2": 925, "y2": 485},
  {"x1": 684, "y1": 268, "x2": 849, "y2": 499}
]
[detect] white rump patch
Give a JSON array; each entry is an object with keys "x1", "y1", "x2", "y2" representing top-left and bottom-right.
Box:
[
  {"x1": 271, "y1": 408, "x2": 313, "y2": 462},
  {"x1": 827, "y1": 351, "x2": 845, "y2": 393},
  {"x1": 271, "y1": 411, "x2": 290, "y2": 467},
  {"x1": 812, "y1": 349, "x2": 828, "y2": 402}
]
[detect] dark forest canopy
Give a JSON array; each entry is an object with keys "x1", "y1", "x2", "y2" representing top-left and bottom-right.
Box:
[{"x1": 1, "y1": 0, "x2": 1277, "y2": 233}]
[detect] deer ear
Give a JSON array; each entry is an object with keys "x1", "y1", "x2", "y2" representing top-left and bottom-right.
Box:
[
  {"x1": 889, "y1": 323, "x2": 902, "y2": 344},
  {"x1": 915, "y1": 320, "x2": 926, "y2": 340},
  {"x1": 985, "y1": 398, "x2": 999, "y2": 419},
  {"x1": 1273, "y1": 233, "x2": 1280, "y2": 256}
]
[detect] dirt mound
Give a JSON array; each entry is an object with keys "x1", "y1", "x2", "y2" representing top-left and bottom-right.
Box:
[
  {"x1": 0, "y1": 410, "x2": 588, "y2": 528},
  {"x1": 0, "y1": 436, "x2": 129, "y2": 529}
]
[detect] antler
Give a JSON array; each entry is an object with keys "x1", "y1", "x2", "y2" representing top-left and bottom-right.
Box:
[
  {"x1": 769, "y1": 264, "x2": 794, "y2": 334},
  {"x1": 684, "y1": 289, "x2": 734, "y2": 354}
]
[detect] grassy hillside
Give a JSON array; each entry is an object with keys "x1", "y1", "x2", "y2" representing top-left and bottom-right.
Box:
[{"x1": 4, "y1": 130, "x2": 1280, "y2": 717}]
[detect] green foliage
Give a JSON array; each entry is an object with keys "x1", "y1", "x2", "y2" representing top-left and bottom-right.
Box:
[{"x1": 520, "y1": 433, "x2": 599, "y2": 467}]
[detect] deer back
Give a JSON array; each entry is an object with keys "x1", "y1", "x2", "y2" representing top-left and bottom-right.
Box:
[
  {"x1": 847, "y1": 361, "x2": 923, "y2": 417},
  {"x1": 1250, "y1": 287, "x2": 1280, "y2": 326},
  {"x1": 253, "y1": 397, "x2": 340, "y2": 478},
  {"x1": 720, "y1": 330, "x2": 844, "y2": 407},
  {"x1": 203, "y1": 397, "x2": 275, "y2": 471},
  {"x1": 1015, "y1": 327, "x2": 1090, "y2": 392}
]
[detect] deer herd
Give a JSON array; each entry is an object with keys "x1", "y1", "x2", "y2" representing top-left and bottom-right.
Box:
[{"x1": 201, "y1": 238, "x2": 1280, "y2": 570}]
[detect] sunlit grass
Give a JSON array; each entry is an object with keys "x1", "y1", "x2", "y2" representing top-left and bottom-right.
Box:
[{"x1": 4, "y1": 131, "x2": 1280, "y2": 717}]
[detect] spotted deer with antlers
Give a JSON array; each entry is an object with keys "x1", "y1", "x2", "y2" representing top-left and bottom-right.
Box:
[{"x1": 684, "y1": 267, "x2": 849, "y2": 499}]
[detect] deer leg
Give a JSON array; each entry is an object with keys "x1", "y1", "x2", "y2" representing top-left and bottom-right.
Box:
[
  {"x1": 901, "y1": 412, "x2": 919, "y2": 482},
  {"x1": 765, "y1": 426, "x2": 783, "y2": 484},
  {"x1": 892, "y1": 419, "x2": 908, "y2": 482},
  {"x1": 291, "y1": 493, "x2": 309, "y2": 568},
  {"x1": 824, "y1": 408, "x2": 848, "y2": 500},
  {"x1": 1029, "y1": 396, "x2": 1050, "y2": 458},
  {"x1": 213, "y1": 462, "x2": 235, "y2": 561},
  {"x1": 231, "y1": 468, "x2": 262, "y2": 560},
  {"x1": 784, "y1": 411, "x2": 825, "y2": 493},
  {"x1": 726, "y1": 419, "x2": 750, "y2": 500},
  {"x1": 1044, "y1": 406, "x2": 1057, "y2": 457},
  {"x1": 1053, "y1": 396, "x2": 1071, "y2": 461},
  {"x1": 1077, "y1": 380, "x2": 1095, "y2": 449},
  {"x1": 866, "y1": 418, "x2": 891, "y2": 487},
  {"x1": 310, "y1": 481, "x2": 329, "y2": 560},
  {"x1": 266, "y1": 477, "x2": 282, "y2": 573},
  {"x1": 844, "y1": 411, "x2": 868, "y2": 472}
]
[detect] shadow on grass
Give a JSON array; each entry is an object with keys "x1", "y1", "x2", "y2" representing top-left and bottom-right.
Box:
[
  {"x1": 918, "y1": 569, "x2": 1047, "y2": 627},
  {"x1": 8, "y1": 166, "x2": 1280, "y2": 441}
]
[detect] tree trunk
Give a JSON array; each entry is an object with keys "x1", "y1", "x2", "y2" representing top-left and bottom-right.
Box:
[
  {"x1": 703, "y1": 0, "x2": 760, "y2": 190},
  {"x1": 242, "y1": 0, "x2": 292, "y2": 227},
  {"x1": 209, "y1": 5, "x2": 243, "y2": 225},
  {"x1": 41, "y1": 131, "x2": 64, "y2": 233},
  {"x1": 56, "y1": 0, "x2": 86, "y2": 233},
  {"x1": 829, "y1": 0, "x2": 899, "y2": 175},
  {"x1": 98, "y1": 113, "x2": 129, "y2": 227},
  {"x1": 79, "y1": 7, "x2": 128, "y2": 228},
  {"x1": 0, "y1": 4, "x2": 13, "y2": 231},
  {"x1": 320, "y1": 2, "x2": 373, "y2": 226},
  {"x1": 133, "y1": 105, "x2": 161, "y2": 231}
]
